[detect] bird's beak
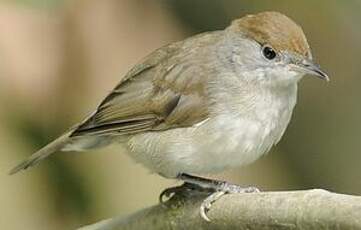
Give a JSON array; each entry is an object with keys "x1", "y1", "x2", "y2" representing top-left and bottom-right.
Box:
[{"x1": 290, "y1": 58, "x2": 329, "y2": 81}]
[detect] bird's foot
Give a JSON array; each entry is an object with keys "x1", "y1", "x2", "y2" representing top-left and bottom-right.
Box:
[
  {"x1": 199, "y1": 182, "x2": 259, "y2": 221},
  {"x1": 159, "y1": 182, "x2": 201, "y2": 205},
  {"x1": 178, "y1": 173, "x2": 260, "y2": 221}
]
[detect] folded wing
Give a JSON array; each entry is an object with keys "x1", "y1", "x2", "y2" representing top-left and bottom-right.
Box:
[{"x1": 72, "y1": 40, "x2": 210, "y2": 137}]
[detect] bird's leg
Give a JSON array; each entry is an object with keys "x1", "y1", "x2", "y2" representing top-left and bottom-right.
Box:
[
  {"x1": 178, "y1": 173, "x2": 259, "y2": 193},
  {"x1": 178, "y1": 173, "x2": 260, "y2": 221}
]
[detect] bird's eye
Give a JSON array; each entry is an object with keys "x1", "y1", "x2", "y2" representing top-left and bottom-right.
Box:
[{"x1": 262, "y1": 45, "x2": 277, "y2": 60}]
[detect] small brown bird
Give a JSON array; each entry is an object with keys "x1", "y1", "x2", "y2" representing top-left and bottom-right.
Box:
[{"x1": 10, "y1": 11, "x2": 328, "y2": 220}]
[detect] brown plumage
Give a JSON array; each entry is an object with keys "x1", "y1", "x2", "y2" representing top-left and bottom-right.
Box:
[
  {"x1": 73, "y1": 33, "x2": 218, "y2": 136},
  {"x1": 229, "y1": 11, "x2": 311, "y2": 59}
]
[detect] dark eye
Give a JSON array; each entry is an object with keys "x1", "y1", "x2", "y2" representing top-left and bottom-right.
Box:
[{"x1": 262, "y1": 45, "x2": 277, "y2": 60}]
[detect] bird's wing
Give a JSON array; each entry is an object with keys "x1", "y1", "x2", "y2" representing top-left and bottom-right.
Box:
[{"x1": 71, "y1": 39, "x2": 212, "y2": 137}]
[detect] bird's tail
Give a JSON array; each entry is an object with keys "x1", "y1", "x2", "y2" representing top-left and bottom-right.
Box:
[{"x1": 9, "y1": 131, "x2": 72, "y2": 175}]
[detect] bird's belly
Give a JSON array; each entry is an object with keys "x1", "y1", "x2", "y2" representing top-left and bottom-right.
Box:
[{"x1": 127, "y1": 114, "x2": 287, "y2": 178}]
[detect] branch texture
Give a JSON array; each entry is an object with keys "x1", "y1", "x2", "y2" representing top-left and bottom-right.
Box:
[{"x1": 79, "y1": 189, "x2": 361, "y2": 230}]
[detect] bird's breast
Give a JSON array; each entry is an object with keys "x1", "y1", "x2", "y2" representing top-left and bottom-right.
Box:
[
  {"x1": 185, "y1": 84, "x2": 298, "y2": 173},
  {"x1": 127, "y1": 84, "x2": 298, "y2": 178}
]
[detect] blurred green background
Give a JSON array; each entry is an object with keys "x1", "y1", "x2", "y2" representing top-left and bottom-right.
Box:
[{"x1": 0, "y1": 0, "x2": 360, "y2": 229}]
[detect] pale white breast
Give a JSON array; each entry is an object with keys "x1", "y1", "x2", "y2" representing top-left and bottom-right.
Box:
[{"x1": 126, "y1": 82, "x2": 298, "y2": 178}]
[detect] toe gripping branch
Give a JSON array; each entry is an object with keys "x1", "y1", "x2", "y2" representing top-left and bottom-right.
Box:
[{"x1": 159, "y1": 173, "x2": 260, "y2": 222}]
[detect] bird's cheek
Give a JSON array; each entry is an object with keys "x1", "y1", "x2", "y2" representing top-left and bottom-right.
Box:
[{"x1": 264, "y1": 67, "x2": 302, "y2": 85}]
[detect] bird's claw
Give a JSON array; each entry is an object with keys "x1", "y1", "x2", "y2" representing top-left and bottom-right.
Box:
[
  {"x1": 200, "y1": 191, "x2": 226, "y2": 222},
  {"x1": 159, "y1": 174, "x2": 260, "y2": 222},
  {"x1": 159, "y1": 186, "x2": 180, "y2": 204},
  {"x1": 200, "y1": 184, "x2": 260, "y2": 222},
  {"x1": 159, "y1": 183, "x2": 196, "y2": 204}
]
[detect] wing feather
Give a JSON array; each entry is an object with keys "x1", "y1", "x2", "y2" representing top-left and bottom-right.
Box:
[{"x1": 72, "y1": 32, "x2": 223, "y2": 137}]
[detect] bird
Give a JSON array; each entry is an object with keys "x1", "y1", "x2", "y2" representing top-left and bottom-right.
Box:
[{"x1": 10, "y1": 11, "x2": 328, "y2": 221}]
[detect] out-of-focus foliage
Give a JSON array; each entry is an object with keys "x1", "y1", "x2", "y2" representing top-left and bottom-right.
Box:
[
  {"x1": 4, "y1": 0, "x2": 63, "y2": 9},
  {"x1": 0, "y1": 1, "x2": 360, "y2": 229}
]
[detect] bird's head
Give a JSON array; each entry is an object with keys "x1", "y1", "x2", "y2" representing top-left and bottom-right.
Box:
[{"x1": 225, "y1": 11, "x2": 328, "y2": 85}]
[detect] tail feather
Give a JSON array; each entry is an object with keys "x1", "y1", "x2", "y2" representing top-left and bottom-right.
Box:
[{"x1": 9, "y1": 131, "x2": 72, "y2": 175}]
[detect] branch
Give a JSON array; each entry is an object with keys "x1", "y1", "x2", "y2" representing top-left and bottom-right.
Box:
[{"x1": 79, "y1": 189, "x2": 361, "y2": 230}]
